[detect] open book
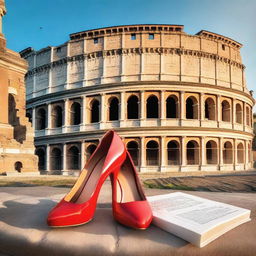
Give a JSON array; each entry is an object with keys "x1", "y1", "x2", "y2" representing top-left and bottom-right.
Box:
[{"x1": 147, "y1": 192, "x2": 251, "y2": 247}]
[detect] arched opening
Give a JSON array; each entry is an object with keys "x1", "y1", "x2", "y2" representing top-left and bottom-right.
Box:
[
  {"x1": 246, "y1": 107, "x2": 250, "y2": 126},
  {"x1": 109, "y1": 97, "x2": 119, "y2": 121},
  {"x1": 35, "y1": 148, "x2": 46, "y2": 171},
  {"x1": 52, "y1": 106, "x2": 63, "y2": 128},
  {"x1": 186, "y1": 97, "x2": 198, "y2": 119},
  {"x1": 146, "y1": 95, "x2": 159, "y2": 118},
  {"x1": 14, "y1": 161, "x2": 23, "y2": 173},
  {"x1": 70, "y1": 102, "x2": 81, "y2": 125},
  {"x1": 91, "y1": 99, "x2": 100, "y2": 123},
  {"x1": 167, "y1": 141, "x2": 180, "y2": 165},
  {"x1": 205, "y1": 98, "x2": 216, "y2": 120},
  {"x1": 223, "y1": 141, "x2": 233, "y2": 164},
  {"x1": 146, "y1": 140, "x2": 159, "y2": 166},
  {"x1": 86, "y1": 144, "x2": 97, "y2": 161},
  {"x1": 166, "y1": 96, "x2": 178, "y2": 118},
  {"x1": 237, "y1": 143, "x2": 244, "y2": 164},
  {"x1": 187, "y1": 141, "x2": 199, "y2": 165},
  {"x1": 51, "y1": 148, "x2": 62, "y2": 170},
  {"x1": 67, "y1": 146, "x2": 80, "y2": 170},
  {"x1": 8, "y1": 94, "x2": 18, "y2": 126},
  {"x1": 36, "y1": 108, "x2": 46, "y2": 130},
  {"x1": 236, "y1": 104, "x2": 242, "y2": 124},
  {"x1": 221, "y1": 100, "x2": 230, "y2": 122},
  {"x1": 26, "y1": 112, "x2": 32, "y2": 123},
  {"x1": 127, "y1": 141, "x2": 139, "y2": 166},
  {"x1": 206, "y1": 140, "x2": 218, "y2": 164},
  {"x1": 127, "y1": 95, "x2": 139, "y2": 119}
]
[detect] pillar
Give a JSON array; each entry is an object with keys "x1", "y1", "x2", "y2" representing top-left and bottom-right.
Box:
[
  {"x1": 200, "y1": 93, "x2": 204, "y2": 124},
  {"x1": 140, "y1": 136, "x2": 146, "y2": 171},
  {"x1": 160, "y1": 90, "x2": 166, "y2": 125},
  {"x1": 120, "y1": 91, "x2": 125, "y2": 126},
  {"x1": 81, "y1": 141, "x2": 85, "y2": 169},
  {"x1": 180, "y1": 91, "x2": 185, "y2": 125},
  {"x1": 217, "y1": 95, "x2": 221, "y2": 126},
  {"x1": 160, "y1": 136, "x2": 167, "y2": 171},
  {"x1": 32, "y1": 107, "x2": 36, "y2": 130},
  {"x1": 140, "y1": 91, "x2": 146, "y2": 126},
  {"x1": 245, "y1": 140, "x2": 248, "y2": 170},
  {"x1": 232, "y1": 99, "x2": 236, "y2": 127},
  {"x1": 100, "y1": 93, "x2": 106, "y2": 129},
  {"x1": 219, "y1": 137, "x2": 223, "y2": 170},
  {"x1": 234, "y1": 138, "x2": 237, "y2": 170},
  {"x1": 46, "y1": 144, "x2": 50, "y2": 173},
  {"x1": 243, "y1": 102, "x2": 246, "y2": 130},
  {"x1": 200, "y1": 136, "x2": 206, "y2": 170},
  {"x1": 180, "y1": 136, "x2": 186, "y2": 171},
  {"x1": 63, "y1": 143, "x2": 67, "y2": 175},
  {"x1": 81, "y1": 96, "x2": 87, "y2": 127}
]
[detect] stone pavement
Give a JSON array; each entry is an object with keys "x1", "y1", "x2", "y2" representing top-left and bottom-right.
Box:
[{"x1": 0, "y1": 180, "x2": 256, "y2": 256}]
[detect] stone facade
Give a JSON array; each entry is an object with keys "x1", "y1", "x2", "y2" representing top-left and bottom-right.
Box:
[
  {"x1": 0, "y1": 0, "x2": 38, "y2": 174},
  {"x1": 21, "y1": 25, "x2": 254, "y2": 175}
]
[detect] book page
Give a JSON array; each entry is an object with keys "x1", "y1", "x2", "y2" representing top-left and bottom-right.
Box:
[{"x1": 148, "y1": 192, "x2": 251, "y2": 235}]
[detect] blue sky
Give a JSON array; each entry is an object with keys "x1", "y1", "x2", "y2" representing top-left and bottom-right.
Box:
[{"x1": 3, "y1": 0, "x2": 256, "y2": 93}]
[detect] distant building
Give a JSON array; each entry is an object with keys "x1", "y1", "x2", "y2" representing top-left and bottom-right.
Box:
[
  {"x1": 0, "y1": 0, "x2": 38, "y2": 174},
  {"x1": 21, "y1": 24, "x2": 254, "y2": 175}
]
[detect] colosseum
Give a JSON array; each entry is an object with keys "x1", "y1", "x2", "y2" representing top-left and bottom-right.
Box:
[{"x1": 20, "y1": 24, "x2": 255, "y2": 175}]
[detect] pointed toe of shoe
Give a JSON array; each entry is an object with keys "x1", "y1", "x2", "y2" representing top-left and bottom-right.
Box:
[{"x1": 114, "y1": 201, "x2": 153, "y2": 229}]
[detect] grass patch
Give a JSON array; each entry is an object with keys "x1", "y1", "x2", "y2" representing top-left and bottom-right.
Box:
[
  {"x1": 0, "y1": 177, "x2": 77, "y2": 187},
  {"x1": 144, "y1": 180, "x2": 195, "y2": 191}
]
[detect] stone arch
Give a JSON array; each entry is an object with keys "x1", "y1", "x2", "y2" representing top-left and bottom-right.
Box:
[
  {"x1": 167, "y1": 140, "x2": 180, "y2": 165},
  {"x1": 127, "y1": 141, "x2": 139, "y2": 166},
  {"x1": 67, "y1": 145, "x2": 80, "y2": 170},
  {"x1": 205, "y1": 97, "x2": 216, "y2": 120},
  {"x1": 221, "y1": 100, "x2": 230, "y2": 122},
  {"x1": 51, "y1": 147, "x2": 62, "y2": 170},
  {"x1": 108, "y1": 97, "x2": 119, "y2": 121},
  {"x1": 206, "y1": 140, "x2": 218, "y2": 164},
  {"x1": 52, "y1": 105, "x2": 63, "y2": 128},
  {"x1": 146, "y1": 95, "x2": 159, "y2": 118},
  {"x1": 236, "y1": 103, "x2": 243, "y2": 124},
  {"x1": 90, "y1": 99, "x2": 100, "y2": 123},
  {"x1": 70, "y1": 102, "x2": 81, "y2": 125},
  {"x1": 36, "y1": 108, "x2": 46, "y2": 130},
  {"x1": 86, "y1": 144, "x2": 97, "y2": 161},
  {"x1": 146, "y1": 140, "x2": 159, "y2": 166},
  {"x1": 187, "y1": 140, "x2": 199, "y2": 165},
  {"x1": 14, "y1": 161, "x2": 23, "y2": 172},
  {"x1": 127, "y1": 95, "x2": 139, "y2": 119},
  {"x1": 35, "y1": 148, "x2": 46, "y2": 171},
  {"x1": 186, "y1": 96, "x2": 198, "y2": 119},
  {"x1": 237, "y1": 142, "x2": 244, "y2": 164},
  {"x1": 223, "y1": 141, "x2": 233, "y2": 164},
  {"x1": 166, "y1": 95, "x2": 178, "y2": 118}
]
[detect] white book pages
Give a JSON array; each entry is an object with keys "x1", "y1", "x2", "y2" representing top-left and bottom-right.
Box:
[{"x1": 147, "y1": 192, "x2": 251, "y2": 247}]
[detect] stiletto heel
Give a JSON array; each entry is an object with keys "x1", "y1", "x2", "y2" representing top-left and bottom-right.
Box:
[
  {"x1": 111, "y1": 151, "x2": 153, "y2": 229},
  {"x1": 47, "y1": 130, "x2": 126, "y2": 227}
]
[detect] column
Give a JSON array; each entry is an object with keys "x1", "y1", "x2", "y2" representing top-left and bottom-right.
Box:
[
  {"x1": 81, "y1": 96, "x2": 87, "y2": 128},
  {"x1": 160, "y1": 90, "x2": 166, "y2": 125},
  {"x1": 140, "y1": 91, "x2": 146, "y2": 126},
  {"x1": 140, "y1": 137, "x2": 146, "y2": 171},
  {"x1": 180, "y1": 91, "x2": 185, "y2": 125},
  {"x1": 180, "y1": 136, "x2": 186, "y2": 171},
  {"x1": 32, "y1": 107, "x2": 36, "y2": 130},
  {"x1": 100, "y1": 93, "x2": 106, "y2": 129},
  {"x1": 160, "y1": 136, "x2": 167, "y2": 171},
  {"x1": 81, "y1": 141, "x2": 85, "y2": 169},
  {"x1": 64, "y1": 99, "x2": 69, "y2": 132},
  {"x1": 234, "y1": 138, "x2": 237, "y2": 170},
  {"x1": 120, "y1": 33, "x2": 125, "y2": 80},
  {"x1": 219, "y1": 137, "x2": 223, "y2": 170},
  {"x1": 200, "y1": 93, "x2": 205, "y2": 125},
  {"x1": 48, "y1": 47, "x2": 53, "y2": 93},
  {"x1": 62, "y1": 144, "x2": 67, "y2": 175},
  {"x1": 200, "y1": 136, "x2": 206, "y2": 170},
  {"x1": 245, "y1": 140, "x2": 248, "y2": 170},
  {"x1": 217, "y1": 95, "x2": 221, "y2": 126},
  {"x1": 243, "y1": 102, "x2": 246, "y2": 131},
  {"x1": 232, "y1": 99, "x2": 236, "y2": 128},
  {"x1": 83, "y1": 39, "x2": 87, "y2": 87},
  {"x1": 120, "y1": 91, "x2": 125, "y2": 127},
  {"x1": 46, "y1": 144, "x2": 51, "y2": 173}
]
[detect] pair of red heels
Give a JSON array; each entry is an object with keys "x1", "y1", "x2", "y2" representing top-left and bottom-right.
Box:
[{"x1": 47, "y1": 130, "x2": 153, "y2": 229}]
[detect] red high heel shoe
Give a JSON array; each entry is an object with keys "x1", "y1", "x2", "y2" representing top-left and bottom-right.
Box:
[
  {"x1": 47, "y1": 130, "x2": 126, "y2": 227},
  {"x1": 111, "y1": 151, "x2": 153, "y2": 229}
]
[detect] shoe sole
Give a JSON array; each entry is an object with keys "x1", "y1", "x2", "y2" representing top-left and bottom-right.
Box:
[{"x1": 48, "y1": 218, "x2": 93, "y2": 228}]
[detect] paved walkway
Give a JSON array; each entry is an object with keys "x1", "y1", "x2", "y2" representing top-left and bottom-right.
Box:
[{"x1": 0, "y1": 181, "x2": 256, "y2": 256}]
